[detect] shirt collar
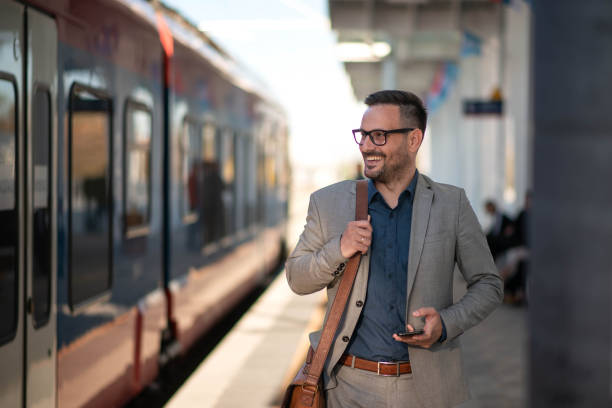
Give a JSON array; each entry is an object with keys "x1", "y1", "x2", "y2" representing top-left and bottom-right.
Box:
[{"x1": 367, "y1": 169, "x2": 419, "y2": 204}]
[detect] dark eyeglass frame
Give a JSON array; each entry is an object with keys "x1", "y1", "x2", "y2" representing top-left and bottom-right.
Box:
[{"x1": 352, "y1": 128, "x2": 415, "y2": 146}]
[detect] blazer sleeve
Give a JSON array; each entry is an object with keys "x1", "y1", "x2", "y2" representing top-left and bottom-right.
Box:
[
  {"x1": 285, "y1": 193, "x2": 348, "y2": 295},
  {"x1": 439, "y1": 189, "x2": 504, "y2": 342}
]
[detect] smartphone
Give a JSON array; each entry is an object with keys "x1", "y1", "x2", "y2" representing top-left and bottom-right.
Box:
[{"x1": 397, "y1": 329, "x2": 424, "y2": 337}]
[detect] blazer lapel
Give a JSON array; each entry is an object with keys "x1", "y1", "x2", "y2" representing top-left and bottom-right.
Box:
[{"x1": 406, "y1": 174, "x2": 433, "y2": 298}]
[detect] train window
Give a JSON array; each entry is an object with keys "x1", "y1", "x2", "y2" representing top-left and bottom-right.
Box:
[
  {"x1": 203, "y1": 122, "x2": 216, "y2": 162},
  {"x1": 68, "y1": 84, "x2": 112, "y2": 308},
  {"x1": 278, "y1": 126, "x2": 290, "y2": 222},
  {"x1": 180, "y1": 119, "x2": 202, "y2": 224},
  {"x1": 124, "y1": 101, "x2": 152, "y2": 237},
  {"x1": 201, "y1": 123, "x2": 223, "y2": 245},
  {"x1": 265, "y1": 135, "x2": 277, "y2": 226},
  {"x1": 32, "y1": 86, "x2": 51, "y2": 327},
  {"x1": 266, "y1": 137, "x2": 277, "y2": 188},
  {"x1": 245, "y1": 135, "x2": 256, "y2": 228},
  {"x1": 220, "y1": 130, "x2": 236, "y2": 238},
  {"x1": 0, "y1": 76, "x2": 18, "y2": 344},
  {"x1": 234, "y1": 133, "x2": 245, "y2": 233},
  {"x1": 256, "y1": 133, "x2": 266, "y2": 224}
]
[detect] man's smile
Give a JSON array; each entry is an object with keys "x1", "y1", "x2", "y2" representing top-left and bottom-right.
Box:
[{"x1": 363, "y1": 153, "x2": 385, "y2": 166}]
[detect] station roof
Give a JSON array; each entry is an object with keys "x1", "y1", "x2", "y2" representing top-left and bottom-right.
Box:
[{"x1": 328, "y1": 0, "x2": 502, "y2": 101}]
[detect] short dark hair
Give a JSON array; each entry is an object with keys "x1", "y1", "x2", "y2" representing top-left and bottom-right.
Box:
[{"x1": 364, "y1": 90, "x2": 427, "y2": 133}]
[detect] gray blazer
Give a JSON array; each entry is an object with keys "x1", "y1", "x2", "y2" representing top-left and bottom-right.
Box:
[{"x1": 286, "y1": 173, "x2": 503, "y2": 408}]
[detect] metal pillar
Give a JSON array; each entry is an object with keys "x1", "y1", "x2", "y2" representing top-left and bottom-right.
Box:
[
  {"x1": 530, "y1": 1, "x2": 612, "y2": 407},
  {"x1": 381, "y1": 41, "x2": 397, "y2": 90}
]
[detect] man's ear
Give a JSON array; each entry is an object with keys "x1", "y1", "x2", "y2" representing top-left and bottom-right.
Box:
[{"x1": 410, "y1": 129, "x2": 424, "y2": 151}]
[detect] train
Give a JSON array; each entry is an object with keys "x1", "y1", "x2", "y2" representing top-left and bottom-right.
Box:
[{"x1": 0, "y1": 0, "x2": 290, "y2": 406}]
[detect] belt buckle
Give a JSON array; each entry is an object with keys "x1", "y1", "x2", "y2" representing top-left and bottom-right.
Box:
[{"x1": 377, "y1": 361, "x2": 400, "y2": 377}]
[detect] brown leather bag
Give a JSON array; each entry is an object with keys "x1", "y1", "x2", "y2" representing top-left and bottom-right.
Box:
[
  {"x1": 281, "y1": 347, "x2": 325, "y2": 408},
  {"x1": 281, "y1": 180, "x2": 368, "y2": 408}
]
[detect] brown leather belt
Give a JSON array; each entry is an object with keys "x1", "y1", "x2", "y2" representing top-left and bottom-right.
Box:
[{"x1": 339, "y1": 354, "x2": 412, "y2": 376}]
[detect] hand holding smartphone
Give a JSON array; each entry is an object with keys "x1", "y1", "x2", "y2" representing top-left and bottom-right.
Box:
[{"x1": 396, "y1": 329, "x2": 424, "y2": 337}]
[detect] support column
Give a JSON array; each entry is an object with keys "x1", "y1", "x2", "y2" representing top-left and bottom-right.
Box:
[
  {"x1": 530, "y1": 1, "x2": 612, "y2": 407},
  {"x1": 381, "y1": 39, "x2": 397, "y2": 90}
]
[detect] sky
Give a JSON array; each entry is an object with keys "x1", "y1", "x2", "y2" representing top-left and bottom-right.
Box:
[{"x1": 165, "y1": 0, "x2": 365, "y2": 182}]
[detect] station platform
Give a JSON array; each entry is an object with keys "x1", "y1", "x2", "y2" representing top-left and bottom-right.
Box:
[
  {"x1": 165, "y1": 270, "x2": 527, "y2": 408},
  {"x1": 165, "y1": 271, "x2": 324, "y2": 408}
]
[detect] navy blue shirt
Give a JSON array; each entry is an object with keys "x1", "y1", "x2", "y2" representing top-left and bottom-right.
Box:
[{"x1": 345, "y1": 172, "x2": 418, "y2": 362}]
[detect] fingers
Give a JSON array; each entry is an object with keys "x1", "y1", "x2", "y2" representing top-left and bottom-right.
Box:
[
  {"x1": 356, "y1": 232, "x2": 371, "y2": 253},
  {"x1": 413, "y1": 308, "x2": 438, "y2": 335},
  {"x1": 393, "y1": 332, "x2": 432, "y2": 348},
  {"x1": 393, "y1": 324, "x2": 422, "y2": 344},
  {"x1": 395, "y1": 308, "x2": 441, "y2": 349},
  {"x1": 355, "y1": 243, "x2": 370, "y2": 254},
  {"x1": 392, "y1": 323, "x2": 419, "y2": 345},
  {"x1": 356, "y1": 226, "x2": 372, "y2": 236},
  {"x1": 340, "y1": 217, "x2": 373, "y2": 258},
  {"x1": 413, "y1": 307, "x2": 436, "y2": 318},
  {"x1": 392, "y1": 332, "x2": 430, "y2": 347},
  {"x1": 352, "y1": 220, "x2": 373, "y2": 233}
]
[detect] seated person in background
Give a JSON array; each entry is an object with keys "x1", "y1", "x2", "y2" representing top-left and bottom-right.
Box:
[
  {"x1": 484, "y1": 199, "x2": 514, "y2": 260},
  {"x1": 502, "y1": 191, "x2": 532, "y2": 304}
]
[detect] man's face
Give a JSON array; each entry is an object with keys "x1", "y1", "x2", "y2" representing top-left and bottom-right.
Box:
[{"x1": 359, "y1": 104, "x2": 414, "y2": 184}]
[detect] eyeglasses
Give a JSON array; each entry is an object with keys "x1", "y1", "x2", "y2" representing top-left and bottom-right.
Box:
[{"x1": 352, "y1": 128, "x2": 414, "y2": 146}]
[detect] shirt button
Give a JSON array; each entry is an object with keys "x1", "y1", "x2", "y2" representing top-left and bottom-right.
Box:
[
  {"x1": 342, "y1": 336, "x2": 349, "y2": 342},
  {"x1": 356, "y1": 300, "x2": 363, "y2": 307},
  {"x1": 389, "y1": 213, "x2": 394, "y2": 218}
]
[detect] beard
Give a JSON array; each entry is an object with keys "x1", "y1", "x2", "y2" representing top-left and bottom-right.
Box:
[{"x1": 362, "y1": 149, "x2": 412, "y2": 184}]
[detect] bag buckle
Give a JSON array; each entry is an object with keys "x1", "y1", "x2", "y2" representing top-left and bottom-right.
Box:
[
  {"x1": 301, "y1": 383, "x2": 318, "y2": 394},
  {"x1": 377, "y1": 361, "x2": 400, "y2": 377}
]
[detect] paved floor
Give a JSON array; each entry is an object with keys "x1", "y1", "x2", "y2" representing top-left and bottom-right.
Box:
[
  {"x1": 458, "y1": 304, "x2": 527, "y2": 408},
  {"x1": 455, "y1": 273, "x2": 528, "y2": 408}
]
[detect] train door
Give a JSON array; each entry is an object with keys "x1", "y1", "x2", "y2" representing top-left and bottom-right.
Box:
[
  {"x1": 0, "y1": 1, "x2": 25, "y2": 406},
  {"x1": 0, "y1": 3, "x2": 57, "y2": 406},
  {"x1": 25, "y1": 7, "x2": 57, "y2": 407}
]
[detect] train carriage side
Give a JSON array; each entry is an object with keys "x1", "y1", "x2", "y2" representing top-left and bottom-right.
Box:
[
  {"x1": 51, "y1": 1, "x2": 168, "y2": 406},
  {"x1": 0, "y1": 0, "x2": 289, "y2": 406},
  {"x1": 164, "y1": 18, "x2": 289, "y2": 354}
]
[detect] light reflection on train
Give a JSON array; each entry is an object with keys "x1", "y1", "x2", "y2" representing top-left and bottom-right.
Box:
[{"x1": 0, "y1": 0, "x2": 289, "y2": 406}]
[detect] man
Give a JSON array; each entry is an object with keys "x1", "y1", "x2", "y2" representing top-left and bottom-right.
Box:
[{"x1": 286, "y1": 90, "x2": 503, "y2": 408}]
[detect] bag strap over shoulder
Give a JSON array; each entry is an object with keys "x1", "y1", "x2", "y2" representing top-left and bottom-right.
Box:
[{"x1": 300, "y1": 179, "x2": 368, "y2": 405}]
